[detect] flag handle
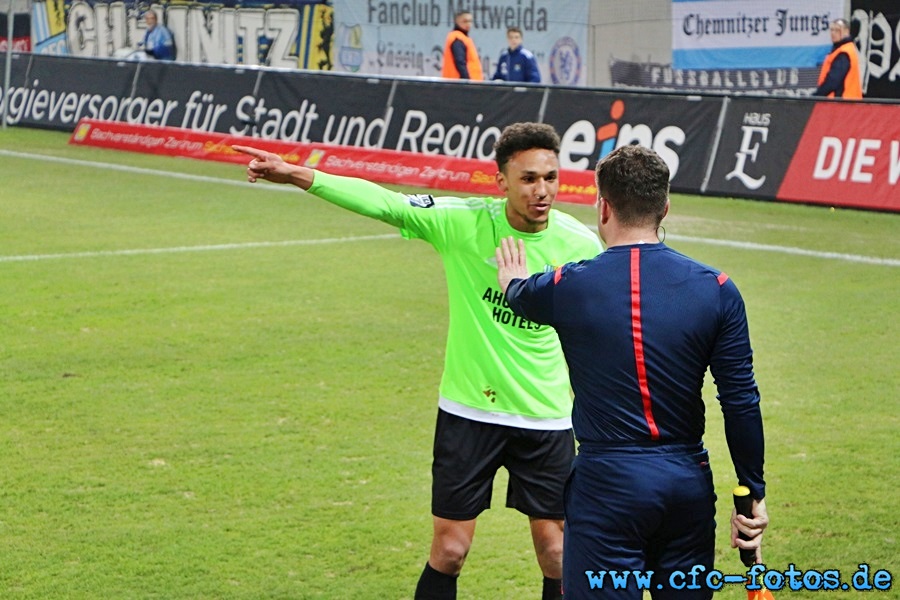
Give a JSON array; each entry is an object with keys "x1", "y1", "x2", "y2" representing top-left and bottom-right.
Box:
[{"x1": 733, "y1": 485, "x2": 756, "y2": 567}]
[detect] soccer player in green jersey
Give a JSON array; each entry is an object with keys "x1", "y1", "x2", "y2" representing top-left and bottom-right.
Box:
[{"x1": 233, "y1": 123, "x2": 601, "y2": 600}]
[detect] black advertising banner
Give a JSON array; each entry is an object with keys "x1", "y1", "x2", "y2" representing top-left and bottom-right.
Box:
[
  {"x1": 383, "y1": 81, "x2": 545, "y2": 159},
  {"x1": 5, "y1": 55, "x2": 138, "y2": 129},
  {"x1": 705, "y1": 97, "x2": 814, "y2": 199},
  {"x1": 252, "y1": 71, "x2": 394, "y2": 145},
  {"x1": 610, "y1": 58, "x2": 821, "y2": 96},
  {"x1": 133, "y1": 62, "x2": 260, "y2": 133},
  {"x1": 0, "y1": 54, "x2": 31, "y2": 126},
  {"x1": 3, "y1": 52, "x2": 30, "y2": 88},
  {"x1": 539, "y1": 89, "x2": 724, "y2": 192},
  {"x1": 853, "y1": 0, "x2": 900, "y2": 100}
]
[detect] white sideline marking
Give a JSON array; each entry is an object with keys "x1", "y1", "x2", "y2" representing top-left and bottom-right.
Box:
[
  {"x1": 665, "y1": 234, "x2": 900, "y2": 267},
  {"x1": 0, "y1": 235, "x2": 401, "y2": 263},
  {"x1": 0, "y1": 149, "x2": 295, "y2": 191},
  {"x1": 1, "y1": 150, "x2": 897, "y2": 267}
]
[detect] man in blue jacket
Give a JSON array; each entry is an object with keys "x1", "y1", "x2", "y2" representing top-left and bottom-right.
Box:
[
  {"x1": 492, "y1": 27, "x2": 540, "y2": 83},
  {"x1": 139, "y1": 9, "x2": 176, "y2": 61}
]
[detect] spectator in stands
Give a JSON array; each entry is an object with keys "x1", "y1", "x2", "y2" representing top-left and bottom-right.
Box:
[
  {"x1": 492, "y1": 27, "x2": 541, "y2": 83},
  {"x1": 441, "y1": 10, "x2": 483, "y2": 80},
  {"x1": 814, "y1": 18, "x2": 862, "y2": 99},
  {"x1": 139, "y1": 9, "x2": 176, "y2": 61}
]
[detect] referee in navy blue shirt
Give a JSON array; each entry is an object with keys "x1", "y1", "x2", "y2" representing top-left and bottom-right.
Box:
[{"x1": 496, "y1": 145, "x2": 768, "y2": 599}]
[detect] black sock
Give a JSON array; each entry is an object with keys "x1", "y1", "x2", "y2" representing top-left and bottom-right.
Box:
[
  {"x1": 542, "y1": 576, "x2": 563, "y2": 600},
  {"x1": 414, "y1": 562, "x2": 458, "y2": 600}
]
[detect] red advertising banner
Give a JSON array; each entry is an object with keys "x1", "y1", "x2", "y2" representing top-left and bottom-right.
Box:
[
  {"x1": 777, "y1": 103, "x2": 900, "y2": 211},
  {"x1": 68, "y1": 119, "x2": 598, "y2": 205},
  {"x1": 0, "y1": 36, "x2": 30, "y2": 52}
]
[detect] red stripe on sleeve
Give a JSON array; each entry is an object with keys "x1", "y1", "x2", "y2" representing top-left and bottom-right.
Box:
[
  {"x1": 553, "y1": 266, "x2": 563, "y2": 285},
  {"x1": 717, "y1": 272, "x2": 729, "y2": 286},
  {"x1": 630, "y1": 248, "x2": 660, "y2": 440}
]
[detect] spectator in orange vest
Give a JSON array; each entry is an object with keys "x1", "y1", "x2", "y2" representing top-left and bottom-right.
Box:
[
  {"x1": 441, "y1": 11, "x2": 484, "y2": 80},
  {"x1": 814, "y1": 18, "x2": 862, "y2": 99}
]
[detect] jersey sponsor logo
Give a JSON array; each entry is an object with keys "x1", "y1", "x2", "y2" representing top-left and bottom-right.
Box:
[
  {"x1": 405, "y1": 193, "x2": 435, "y2": 208},
  {"x1": 482, "y1": 286, "x2": 544, "y2": 331}
]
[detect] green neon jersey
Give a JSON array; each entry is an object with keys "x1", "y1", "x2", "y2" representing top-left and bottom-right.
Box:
[{"x1": 309, "y1": 171, "x2": 602, "y2": 421}]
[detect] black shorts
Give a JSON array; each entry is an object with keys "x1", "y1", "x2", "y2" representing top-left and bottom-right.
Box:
[{"x1": 431, "y1": 409, "x2": 575, "y2": 521}]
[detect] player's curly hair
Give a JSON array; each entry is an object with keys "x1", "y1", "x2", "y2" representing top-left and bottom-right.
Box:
[{"x1": 493, "y1": 122, "x2": 560, "y2": 173}]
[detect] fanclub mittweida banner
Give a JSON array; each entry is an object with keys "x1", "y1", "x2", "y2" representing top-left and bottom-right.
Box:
[{"x1": 330, "y1": 0, "x2": 589, "y2": 86}]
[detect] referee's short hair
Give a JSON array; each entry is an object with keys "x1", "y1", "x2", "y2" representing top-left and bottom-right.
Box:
[{"x1": 596, "y1": 145, "x2": 669, "y2": 229}]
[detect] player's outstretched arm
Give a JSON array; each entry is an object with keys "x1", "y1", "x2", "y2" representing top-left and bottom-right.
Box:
[
  {"x1": 233, "y1": 144, "x2": 410, "y2": 229},
  {"x1": 232, "y1": 145, "x2": 315, "y2": 190}
]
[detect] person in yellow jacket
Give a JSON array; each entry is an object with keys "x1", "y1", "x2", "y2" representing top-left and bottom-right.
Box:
[
  {"x1": 442, "y1": 10, "x2": 484, "y2": 80},
  {"x1": 814, "y1": 18, "x2": 863, "y2": 99}
]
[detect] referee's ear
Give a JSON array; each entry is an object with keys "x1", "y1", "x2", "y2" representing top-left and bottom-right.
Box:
[{"x1": 598, "y1": 197, "x2": 611, "y2": 225}]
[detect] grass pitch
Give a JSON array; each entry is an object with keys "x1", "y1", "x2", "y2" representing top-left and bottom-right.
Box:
[{"x1": 1, "y1": 127, "x2": 898, "y2": 599}]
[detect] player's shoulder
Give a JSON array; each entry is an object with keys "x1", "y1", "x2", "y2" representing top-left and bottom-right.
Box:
[
  {"x1": 549, "y1": 209, "x2": 600, "y2": 244},
  {"x1": 549, "y1": 208, "x2": 589, "y2": 228},
  {"x1": 431, "y1": 195, "x2": 495, "y2": 210},
  {"x1": 421, "y1": 195, "x2": 499, "y2": 220}
]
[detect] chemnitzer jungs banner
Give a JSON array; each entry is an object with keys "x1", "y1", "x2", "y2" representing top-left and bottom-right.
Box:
[{"x1": 672, "y1": 0, "x2": 844, "y2": 70}]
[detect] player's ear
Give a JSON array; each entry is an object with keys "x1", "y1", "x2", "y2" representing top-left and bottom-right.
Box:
[{"x1": 495, "y1": 170, "x2": 508, "y2": 193}]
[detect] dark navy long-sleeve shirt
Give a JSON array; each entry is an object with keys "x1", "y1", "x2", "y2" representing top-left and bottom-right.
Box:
[{"x1": 506, "y1": 243, "x2": 765, "y2": 498}]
